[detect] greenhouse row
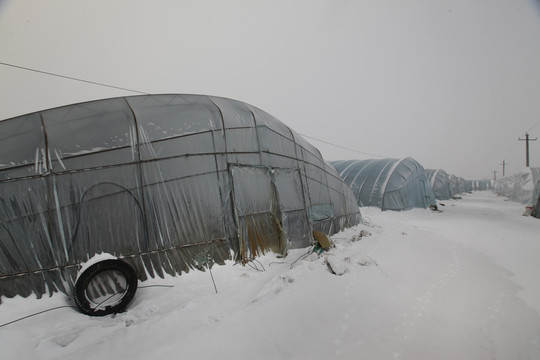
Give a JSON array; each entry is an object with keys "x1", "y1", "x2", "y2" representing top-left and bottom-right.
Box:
[
  {"x1": 0, "y1": 94, "x2": 497, "y2": 314},
  {"x1": 330, "y1": 158, "x2": 479, "y2": 211}
]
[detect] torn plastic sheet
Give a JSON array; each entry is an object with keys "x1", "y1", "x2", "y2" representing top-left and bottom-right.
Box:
[{"x1": 0, "y1": 94, "x2": 361, "y2": 301}]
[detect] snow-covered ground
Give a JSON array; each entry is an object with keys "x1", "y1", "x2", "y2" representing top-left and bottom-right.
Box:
[{"x1": 1, "y1": 191, "x2": 539, "y2": 359}]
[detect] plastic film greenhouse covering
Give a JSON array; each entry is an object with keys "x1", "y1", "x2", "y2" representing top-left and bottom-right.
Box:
[
  {"x1": 472, "y1": 180, "x2": 492, "y2": 191},
  {"x1": 536, "y1": 191, "x2": 540, "y2": 219},
  {"x1": 448, "y1": 174, "x2": 470, "y2": 195},
  {"x1": 0, "y1": 94, "x2": 361, "y2": 301},
  {"x1": 426, "y1": 169, "x2": 454, "y2": 200},
  {"x1": 331, "y1": 158, "x2": 436, "y2": 211},
  {"x1": 494, "y1": 167, "x2": 540, "y2": 205}
]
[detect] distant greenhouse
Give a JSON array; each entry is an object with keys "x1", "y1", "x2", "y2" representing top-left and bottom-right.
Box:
[
  {"x1": 449, "y1": 174, "x2": 459, "y2": 195},
  {"x1": 426, "y1": 169, "x2": 454, "y2": 200},
  {"x1": 472, "y1": 180, "x2": 492, "y2": 191},
  {"x1": 535, "y1": 191, "x2": 540, "y2": 219},
  {"x1": 448, "y1": 174, "x2": 470, "y2": 195},
  {"x1": 457, "y1": 177, "x2": 468, "y2": 194},
  {"x1": 428, "y1": 171, "x2": 489, "y2": 199},
  {"x1": 331, "y1": 157, "x2": 436, "y2": 211},
  {"x1": 0, "y1": 94, "x2": 361, "y2": 313}
]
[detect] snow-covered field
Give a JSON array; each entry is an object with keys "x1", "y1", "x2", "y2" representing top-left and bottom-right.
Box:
[{"x1": 1, "y1": 191, "x2": 539, "y2": 360}]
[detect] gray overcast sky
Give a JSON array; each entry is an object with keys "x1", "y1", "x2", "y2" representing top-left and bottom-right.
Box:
[{"x1": 1, "y1": 0, "x2": 540, "y2": 180}]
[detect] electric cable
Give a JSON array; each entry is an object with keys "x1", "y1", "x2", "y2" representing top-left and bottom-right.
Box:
[
  {"x1": 298, "y1": 133, "x2": 387, "y2": 159},
  {"x1": 208, "y1": 266, "x2": 218, "y2": 294},
  {"x1": 1, "y1": 60, "x2": 391, "y2": 162},
  {"x1": 3, "y1": 60, "x2": 536, "y2": 175},
  {"x1": 249, "y1": 259, "x2": 266, "y2": 272},
  {"x1": 526, "y1": 118, "x2": 540, "y2": 133},
  {"x1": 0, "y1": 61, "x2": 149, "y2": 95},
  {"x1": 0, "y1": 285, "x2": 174, "y2": 328},
  {"x1": 0, "y1": 305, "x2": 77, "y2": 328},
  {"x1": 289, "y1": 246, "x2": 316, "y2": 269},
  {"x1": 93, "y1": 291, "x2": 126, "y2": 310},
  {"x1": 245, "y1": 260, "x2": 264, "y2": 272}
]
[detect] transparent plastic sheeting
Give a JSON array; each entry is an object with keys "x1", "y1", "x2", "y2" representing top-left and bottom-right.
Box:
[
  {"x1": 494, "y1": 167, "x2": 540, "y2": 205},
  {"x1": 449, "y1": 175, "x2": 460, "y2": 195},
  {"x1": 331, "y1": 158, "x2": 436, "y2": 211},
  {"x1": 537, "y1": 191, "x2": 540, "y2": 219},
  {"x1": 0, "y1": 94, "x2": 361, "y2": 301},
  {"x1": 426, "y1": 169, "x2": 488, "y2": 200},
  {"x1": 425, "y1": 169, "x2": 454, "y2": 200},
  {"x1": 447, "y1": 174, "x2": 474, "y2": 195},
  {"x1": 470, "y1": 180, "x2": 492, "y2": 191}
]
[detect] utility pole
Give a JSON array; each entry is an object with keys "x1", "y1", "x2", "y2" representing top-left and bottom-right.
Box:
[
  {"x1": 500, "y1": 160, "x2": 508, "y2": 177},
  {"x1": 492, "y1": 170, "x2": 497, "y2": 181},
  {"x1": 518, "y1": 132, "x2": 537, "y2": 167}
]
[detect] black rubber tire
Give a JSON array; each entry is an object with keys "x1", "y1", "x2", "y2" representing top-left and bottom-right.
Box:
[{"x1": 73, "y1": 259, "x2": 138, "y2": 316}]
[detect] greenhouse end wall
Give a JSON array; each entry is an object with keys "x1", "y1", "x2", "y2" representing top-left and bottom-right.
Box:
[
  {"x1": 426, "y1": 169, "x2": 454, "y2": 200},
  {"x1": 0, "y1": 94, "x2": 361, "y2": 301}
]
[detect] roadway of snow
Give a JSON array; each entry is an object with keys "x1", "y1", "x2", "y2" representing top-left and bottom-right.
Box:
[{"x1": 1, "y1": 191, "x2": 539, "y2": 359}]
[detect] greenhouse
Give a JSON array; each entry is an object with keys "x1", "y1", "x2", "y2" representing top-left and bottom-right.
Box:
[
  {"x1": 0, "y1": 94, "x2": 361, "y2": 311},
  {"x1": 449, "y1": 174, "x2": 469, "y2": 195},
  {"x1": 535, "y1": 191, "x2": 540, "y2": 219},
  {"x1": 472, "y1": 180, "x2": 492, "y2": 191},
  {"x1": 426, "y1": 169, "x2": 454, "y2": 200},
  {"x1": 331, "y1": 157, "x2": 436, "y2": 211},
  {"x1": 457, "y1": 177, "x2": 469, "y2": 194},
  {"x1": 494, "y1": 167, "x2": 540, "y2": 205}
]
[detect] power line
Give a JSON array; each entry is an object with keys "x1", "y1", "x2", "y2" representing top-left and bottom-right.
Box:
[
  {"x1": 526, "y1": 118, "x2": 540, "y2": 133},
  {"x1": 503, "y1": 141, "x2": 520, "y2": 161},
  {"x1": 0, "y1": 61, "x2": 149, "y2": 95},
  {"x1": 0, "y1": 305, "x2": 76, "y2": 328},
  {"x1": 298, "y1": 133, "x2": 386, "y2": 159},
  {"x1": 2, "y1": 60, "x2": 497, "y2": 169},
  {"x1": 1, "y1": 60, "x2": 386, "y2": 160}
]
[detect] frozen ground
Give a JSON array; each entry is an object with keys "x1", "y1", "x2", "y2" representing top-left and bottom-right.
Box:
[{"x1": 1, "y1": 191, "x2": 539, "y2": 359}]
